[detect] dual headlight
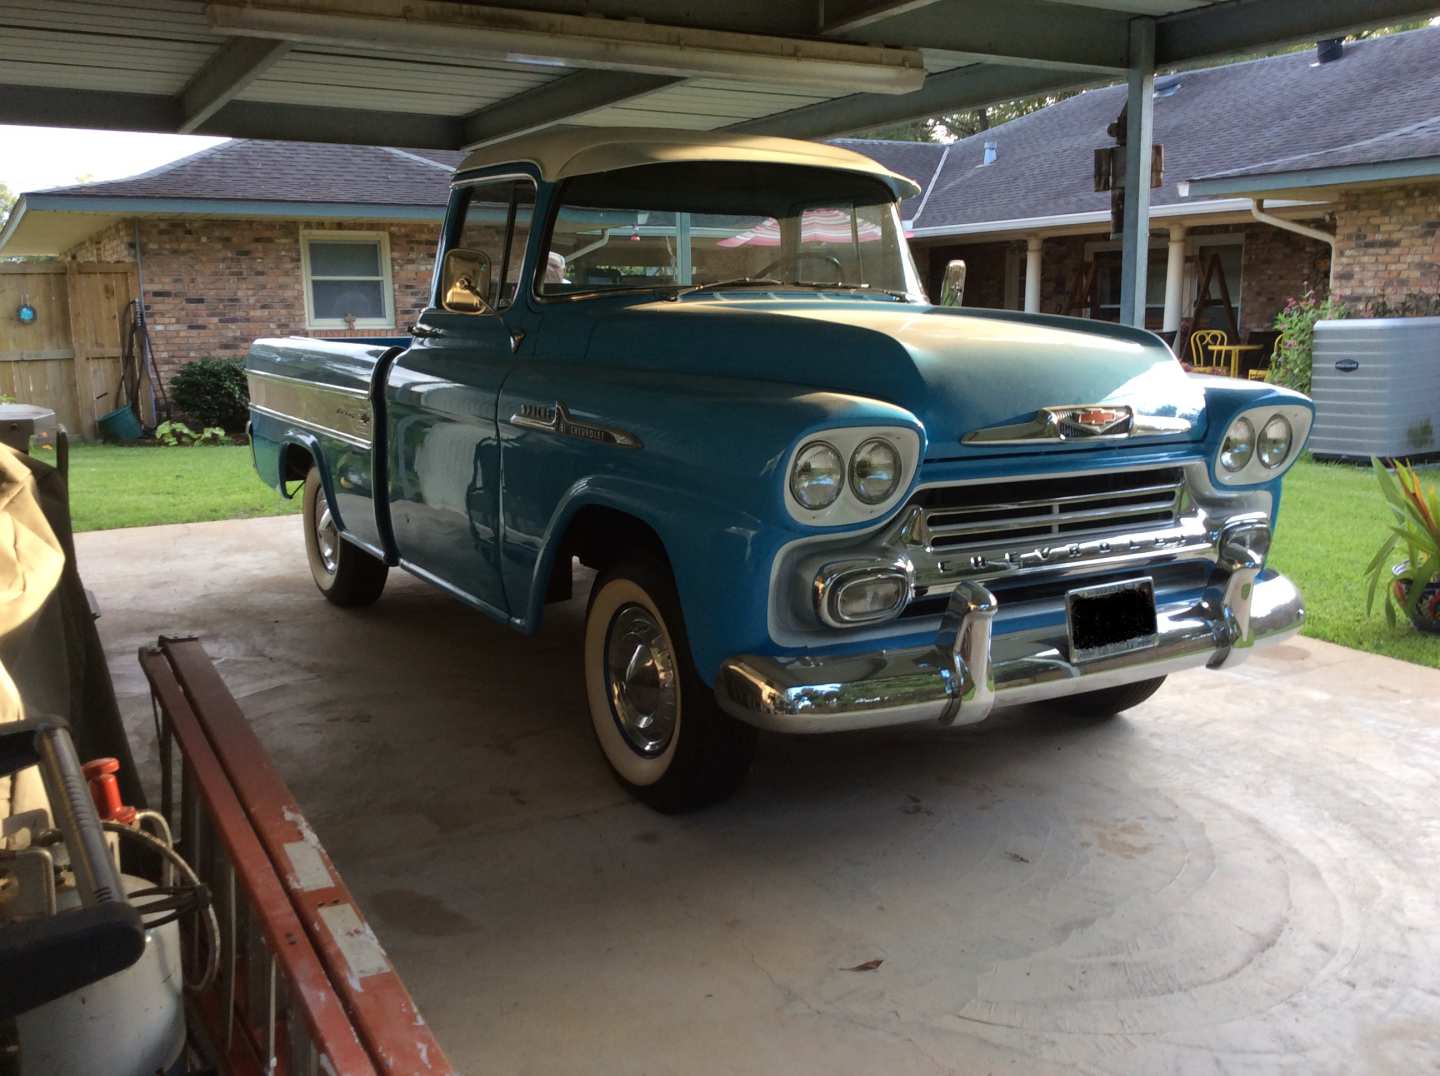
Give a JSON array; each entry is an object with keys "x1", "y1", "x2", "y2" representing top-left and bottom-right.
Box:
[
  {"x1": 791, "y1": 438, "x2": 901, "y2": 509},
  {"x1": 1215, "y1": 404, "x2": 1311, "y2": 484},
  {"x1": 784, "y1": 427, "x2": 920, "y2": 526}
]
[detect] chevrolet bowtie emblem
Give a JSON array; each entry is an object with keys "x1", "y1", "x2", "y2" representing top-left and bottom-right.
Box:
[
  {"x1": 962, "y1": 403, "x2": 1172, "y2": 444},
  {"x1": 1057, "y1": 406, "x2": 1132, "y2": 437}
]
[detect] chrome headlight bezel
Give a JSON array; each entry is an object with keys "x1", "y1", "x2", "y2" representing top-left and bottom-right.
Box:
[
  {"x1": 783, "y1": 426, "x2": 921, "y2": 526},
  {"x1": 1213, "y1": 403, "x2": 1311, "y2": 485}
]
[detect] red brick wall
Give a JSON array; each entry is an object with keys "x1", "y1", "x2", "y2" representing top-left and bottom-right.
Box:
[
  {"x1": 1331, "y1": 183, "x2": 1440, "y2": 309},
  {"x1": 66, "y1": 220, "x2": 137, "y2": 262},
  {"x1": 68, "y1": 217, "x2": 441, "y2": 384}
]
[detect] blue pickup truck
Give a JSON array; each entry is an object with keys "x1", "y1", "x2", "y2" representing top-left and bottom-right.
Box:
[{"x1": 247, "y1": 127, "x2": 1309, "y2": 811}]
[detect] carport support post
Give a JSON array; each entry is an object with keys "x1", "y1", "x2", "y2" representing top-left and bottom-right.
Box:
[{"x1": 1119, "y1": 17, "x2": 1156, "y2": 329}]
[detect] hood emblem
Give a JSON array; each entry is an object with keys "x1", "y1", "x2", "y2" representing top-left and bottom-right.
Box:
[
  {"x1": 1057, "y1": 406, "x2": 1132, "y2": 438},
  {"x1": 964, "y1": 404, "x2": 1191, "y2": 445}
]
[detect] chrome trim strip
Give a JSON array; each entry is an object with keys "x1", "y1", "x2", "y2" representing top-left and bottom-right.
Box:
[
  {"x1": 247, "y1": 367, "x2": 372, "y2": 398},
  {"x1": 249, "y1": 403, "x2": 372, "y2": 451},
  {"x1": 720, "y1": 567, "x2": 1302, "y2": 734},
  {"x1": 963, "y1": 405, "x2": 1193, "y2": 444},
  {"x1": 509, "y1": 401, "x2": 642, "y2": 449}
]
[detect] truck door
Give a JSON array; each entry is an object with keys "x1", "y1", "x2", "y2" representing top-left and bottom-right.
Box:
[{"x1": 384, "y1": 177, "x2": 535, "y2": 620}]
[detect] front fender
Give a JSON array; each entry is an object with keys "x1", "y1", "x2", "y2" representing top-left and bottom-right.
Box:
[{"x1": 515, "y1": 475, "x2": 776, "y2": 682}]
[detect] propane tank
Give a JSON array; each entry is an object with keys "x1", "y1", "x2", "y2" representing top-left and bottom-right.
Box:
[{"x1": 14, "y1": 871, "x2": 186, "y2": 1076}]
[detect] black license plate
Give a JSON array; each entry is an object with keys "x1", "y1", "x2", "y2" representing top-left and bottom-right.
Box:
[{"x1": 1066, "y1": 578, "x2": 1158, "y2": 662}]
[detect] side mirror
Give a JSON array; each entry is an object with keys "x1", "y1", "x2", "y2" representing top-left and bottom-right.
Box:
[
  {"x1": 441, "y1": 247, "x2": 494, "y2": 314},
  {"x1": 939, "y1": 259, "x2": 967, "y2": 307}
]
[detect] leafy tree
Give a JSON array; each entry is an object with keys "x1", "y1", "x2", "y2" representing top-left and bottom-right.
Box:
[{"x1": 0, "y1": 182, "x2": 14, "y2": 227}]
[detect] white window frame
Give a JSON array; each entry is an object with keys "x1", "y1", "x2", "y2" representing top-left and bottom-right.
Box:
[{"x1": 300, "y1": 229, "x2": 395, "y2": 330}]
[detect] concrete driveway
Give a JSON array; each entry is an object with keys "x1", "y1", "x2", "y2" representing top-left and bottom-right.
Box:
[{"x1": 79, "y1": 515, "x2": 1440, "y2": 1074}]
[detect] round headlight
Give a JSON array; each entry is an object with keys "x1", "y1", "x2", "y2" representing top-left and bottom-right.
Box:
[
  {"x1": 1219, "y1": 416, "x2": 1255, "y2": 472},
  {"x1": 790, "y1": 441, "x2": 844, "y2": 510},
  {"x1": 1257, "y1": 414, "x2": 1293, "y2": 469},
  {"x1": 849, "y1": 438, "x2": 902, "y2": 505}
]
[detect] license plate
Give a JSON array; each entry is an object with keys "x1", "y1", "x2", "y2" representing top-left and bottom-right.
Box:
[{"x1": 1066, "y1": 577, "x2": 1158, "y2": 663}]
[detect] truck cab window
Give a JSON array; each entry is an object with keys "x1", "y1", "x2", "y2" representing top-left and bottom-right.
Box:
[{"x1": 452, "y1": 179, "x2": 535, "y2": 310}]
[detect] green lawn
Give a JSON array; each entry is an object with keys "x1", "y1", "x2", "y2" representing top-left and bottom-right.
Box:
[
  {"x1": 66, "y1": 443, "x2": 298, "y2": 533},
  {"x1": 1270, "y1": 457, "x2": 1438, "y2": 668},
  {"x1": 60, "y1": 445, "x2": 1435, "y2": 666}
]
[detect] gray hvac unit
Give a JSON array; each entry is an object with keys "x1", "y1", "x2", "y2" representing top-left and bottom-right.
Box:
[{"x1": 1310, "y1": 316, "x2": 1440, "y2": 460}]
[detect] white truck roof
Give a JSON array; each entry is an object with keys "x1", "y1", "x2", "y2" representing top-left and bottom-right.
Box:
[{"x1": 455, "y1": 125, "x2": 922, "y2": 200}]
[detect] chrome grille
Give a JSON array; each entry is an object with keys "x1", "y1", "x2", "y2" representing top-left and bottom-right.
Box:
[{"x1": 914, "y1": 467, "x2": 1186, "y2": 553}]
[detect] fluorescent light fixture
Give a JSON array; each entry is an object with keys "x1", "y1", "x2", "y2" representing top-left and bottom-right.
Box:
[{"x1": 208, "y1": 1, "x2": 926, "y2": 95}]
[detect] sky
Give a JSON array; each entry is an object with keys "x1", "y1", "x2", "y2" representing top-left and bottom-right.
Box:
[{"x1": 0, "y1": 125, "x2": 227, "y2": 195}]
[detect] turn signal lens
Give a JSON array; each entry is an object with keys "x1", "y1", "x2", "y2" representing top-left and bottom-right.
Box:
[
  {"x1": 849, "y1": 438, "x2": 902, "y2": 504},
  {"x1": 790, "y1": 441, "x2": 845, "y2": 510},
  {"x1": 1257, "y1": 415, "x2": 1293, "y2": 469},
  {"x1": 834, "y1": 573, "x2": 908, "y2": 623},
  {"x1": 1219, "y1": 416, "x2": 1255, "y2": 472}
]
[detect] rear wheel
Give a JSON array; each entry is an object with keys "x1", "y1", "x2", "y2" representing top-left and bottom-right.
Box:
[
  {"x1": 1050, "y1": 675, "x2": 1166, "y2": 718},
  {"x1": 302, "y1": 466, "x2": 387, "y2": 606},
  {"x1": 584, "y1": 555, "x2": 757, "y2": 812}
]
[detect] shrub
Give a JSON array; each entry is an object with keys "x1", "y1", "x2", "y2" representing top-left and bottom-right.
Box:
[
  {"x1": 155, "y1": 420, "x2": 228, "y2": 447},
  {"x1": 170, "y1": 357, "x2": 249, "y2": 432},
  {"x1": 1363, "y1": 458, "x2": 1440, "y2": 629},
  {"x1": 1270, "y1": 291, "x2": 1349, "y2": 396}
]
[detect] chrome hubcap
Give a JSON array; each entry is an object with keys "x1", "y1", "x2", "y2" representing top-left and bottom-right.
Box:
[
  {"x1": 314, "y1": 498, "x2": 339, "y2": 575},
  {"x1": 604, "y1": 604, "x2": 678, "y2": 757}
]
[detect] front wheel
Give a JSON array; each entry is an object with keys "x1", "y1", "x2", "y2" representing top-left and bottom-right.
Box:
[
  {"x1": 302, "y1": 466, "x2": 387, "y2": 606},
  {"x1": 584, "y1": 556, "x2": 757, "y2": 812},
  {"x1": 1049, "y1": 675, "x2": 1166, "y2": 719}
]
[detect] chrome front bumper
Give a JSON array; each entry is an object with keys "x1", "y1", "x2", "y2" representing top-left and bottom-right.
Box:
[{"x1": 715, "y1": 520, "x2": 1303, "y2": 734}]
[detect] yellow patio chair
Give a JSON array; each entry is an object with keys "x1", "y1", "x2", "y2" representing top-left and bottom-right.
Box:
[
  {"x1": 1249, "y1": 333, "x2": 1288, "y2": 381},
  {"x1": 1188, "y1": 328, "x2": 1228, "y2": 375}
]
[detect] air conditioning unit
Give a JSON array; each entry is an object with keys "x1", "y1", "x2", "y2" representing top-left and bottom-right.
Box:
[{"x1": 1309, "y1": 316, "x2": 1440, "y2": 460}]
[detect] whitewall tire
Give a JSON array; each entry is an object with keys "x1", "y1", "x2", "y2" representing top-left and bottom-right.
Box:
[{"x1": 583, "y1": 556, "x2": 756, "y2": 812}]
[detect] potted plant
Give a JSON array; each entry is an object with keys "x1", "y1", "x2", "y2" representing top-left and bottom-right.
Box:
[{"x1": 1364, "y1": 457, "x2": 1440, "y2": 633}]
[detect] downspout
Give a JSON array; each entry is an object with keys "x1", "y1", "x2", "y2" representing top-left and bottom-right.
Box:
[{"x1": 1250, "y1": 198, "x2": 1336, "y2": 291}]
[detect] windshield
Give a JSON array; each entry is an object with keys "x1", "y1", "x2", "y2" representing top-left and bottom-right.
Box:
[{"x1": 538, "y1": 161, "x2": 923, "y2": 301}]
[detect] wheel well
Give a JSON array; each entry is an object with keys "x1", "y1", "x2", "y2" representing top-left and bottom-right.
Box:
[
  {"x1": 545, "y1": 506, "x2": 670, "y2": 604},
  {"x1": 279, "y1": 442, "x2": 314, "y2": 487}
]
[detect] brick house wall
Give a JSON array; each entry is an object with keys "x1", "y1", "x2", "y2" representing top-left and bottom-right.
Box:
[
  {"x1": 67, "y1": 217, "x2": 441, "y2": 384},
  {"x1": 1331, "y1": 183, "x2": 1440, "y2": 309}
]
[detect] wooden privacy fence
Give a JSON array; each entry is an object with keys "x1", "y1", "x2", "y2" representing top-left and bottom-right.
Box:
[{"x1": 0, "y1": 262, "x2": 149, "y2": 439}]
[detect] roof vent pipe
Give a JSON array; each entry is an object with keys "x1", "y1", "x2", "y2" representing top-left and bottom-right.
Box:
[
  {"x1": 1316, "y1": 38, "x2": 1344, "y2": 64},
  {"x1": 982, "y1": 141, "x2": 998, "y2": 166}
]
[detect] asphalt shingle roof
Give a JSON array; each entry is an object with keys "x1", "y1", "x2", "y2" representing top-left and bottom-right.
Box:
[
  {"x1": 1194, "y1": 113, "x2": 1440, "y2": 181},
  {"x1": 34, "y1": 140, "x2": 464, "y2": 206},
  {"x1": 912, "y1": 26, "x2": 1440, "y2": 230},
  {"x1": 827, "y1": 137, "x2": 948, "y2": 220}
]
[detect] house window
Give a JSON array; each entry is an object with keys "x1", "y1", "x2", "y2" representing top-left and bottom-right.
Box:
[{"x1": 300, "y1": 231, "x2": 394, "y2": 329}]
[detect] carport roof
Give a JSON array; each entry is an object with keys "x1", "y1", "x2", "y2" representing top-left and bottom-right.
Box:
[{"x1": 2, "y1": 1, "x2": 1436, "y2": 150}]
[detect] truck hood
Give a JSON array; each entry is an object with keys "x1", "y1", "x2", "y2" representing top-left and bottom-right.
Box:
[{"x1": 581, "y1": 296, "x2": 1205, "y2": 459}]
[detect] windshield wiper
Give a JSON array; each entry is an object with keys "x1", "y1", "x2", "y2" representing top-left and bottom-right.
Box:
[
  {"x1": 668, "y1": 277, "x2": 783, "y2": 300},
  {"x1": 788, "y1": 280, "x2": 913, "y2": 301}
]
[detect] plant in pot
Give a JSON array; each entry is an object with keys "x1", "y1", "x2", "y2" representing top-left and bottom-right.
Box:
[{"x1": 1363, "y1": 457, "x2": 1440, "y2": 634}]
